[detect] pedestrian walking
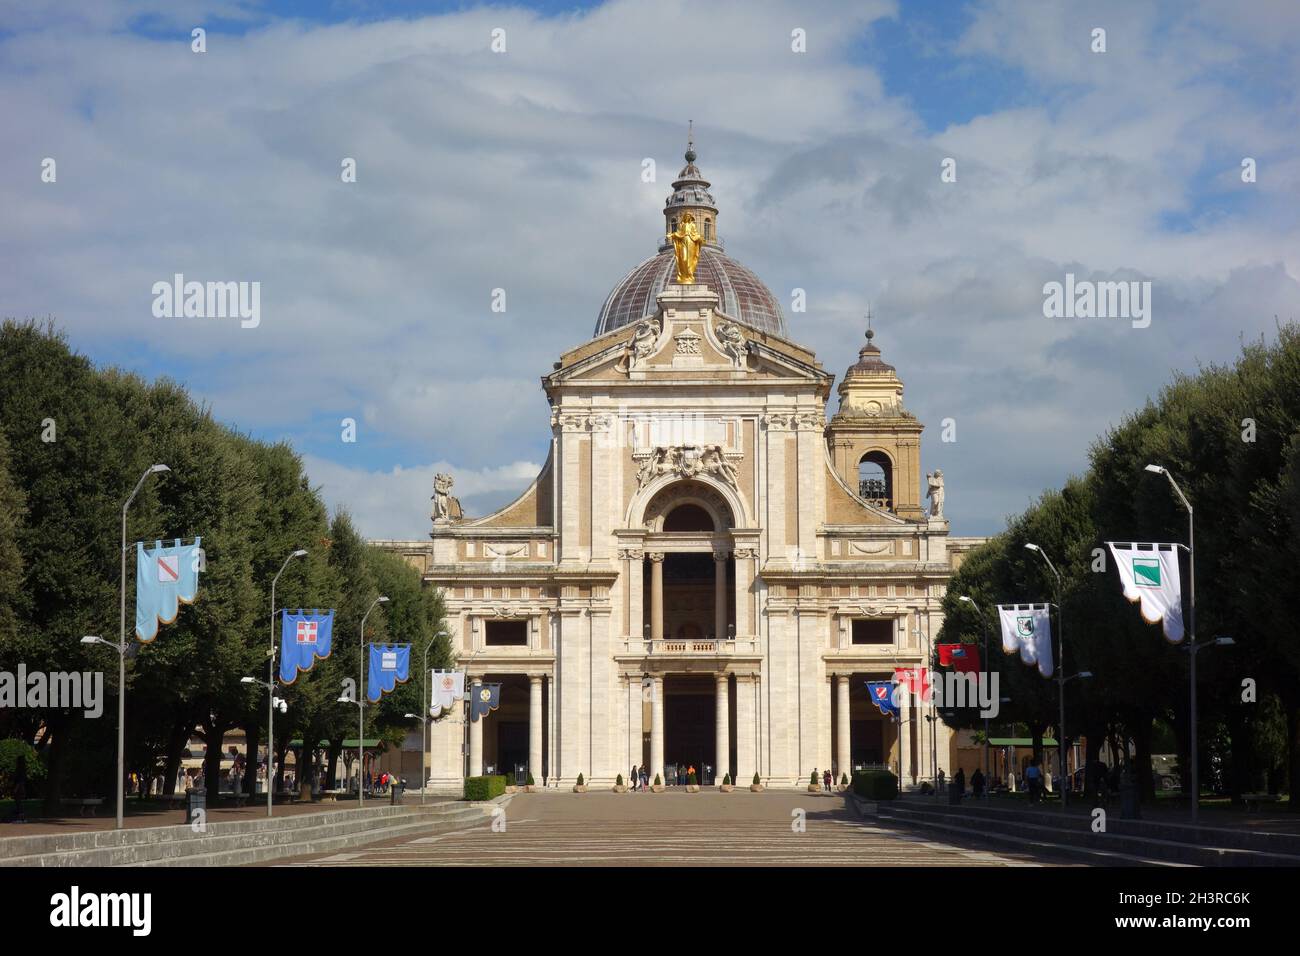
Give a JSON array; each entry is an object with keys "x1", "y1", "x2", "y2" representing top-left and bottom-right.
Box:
[
  {"x1": 1025, "y1": 759, "x2": 1043, "y2": 803},
  {"x1": 954, "y1": 767, "x2": 965, "y2": 798},
  {"x1": 971, "y1": 768, "x2": 985, "y2": 799}
]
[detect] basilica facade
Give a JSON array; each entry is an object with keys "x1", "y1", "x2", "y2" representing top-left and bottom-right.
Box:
[{"x1": 376, "y1": 142, "x2": 982, "y2": 790}]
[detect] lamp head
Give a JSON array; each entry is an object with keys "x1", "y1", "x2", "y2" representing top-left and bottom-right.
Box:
[
  {"x1": 80, "y1": 635, "x2": 101, "y2": 645},
  {"x1": 1215, "y1": 637, "x2": 1236, "y2": 647},
  {"x1": 404, "y1": 713, "x2": 418, "y2": 720},
  {"x1": 150, "y1": 463, "x2": 171, "y2": 474},
  {"x1": 292, "y1": 549, "x2": 308, "y2": 558},
  {"x1": 958, "y1": 595, "x2": 972, "y2": 604},
  {"x1": 1024, "y1": 543, "x2": 1040, "y2": 553},
  {"x1": 1079, "y1": 671, "x2": 1093, "y2": 679},
  {"x1": 1145, "y1": 464, "x2": 1165, "y2": 475},
  {"x1": 240, "y1": 676, "x2": 255, "y2": 684}
]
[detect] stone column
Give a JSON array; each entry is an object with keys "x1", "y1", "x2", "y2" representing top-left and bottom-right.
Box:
[
  {"x1": 715, "y1": 673, "x2": 730, "y2": 783},
  {"x1": 735, "y1": 674, "x2": 756, "y2": 786},
  {"x1": 650, "y1": 675, "x2": 665, "y2": 784},
  {"x1": 897, "y1": 680, "x2": 912, "y2": 787},
  {"x1": 628, "y1": 549, "x2": 645, "y2": 640},
  {"x1": 649, "y1": 553, "x2": 665, "y2": 641},
  {"x1": 836, "y1": 674, "x2": 851, "y2": 784},
  {"x1": 733, "y1": 549, "x2": 753, "y2": 638},
  {"x1": 714, "y1": 551, "x2": 729, "y2": 640},
  {"x1": 528, "y1": 676, "x2": 543, "y2": 784},
  {"x1": 468, "y1": 679, "x2": 483, "y2": 777},
  {"x1": 627, "y1": 674, "x2": 644, "y2": 773}
]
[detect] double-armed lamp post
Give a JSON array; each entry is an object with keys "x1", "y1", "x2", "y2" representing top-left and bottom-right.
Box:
[
  {"x1": 83, "y1": 463, "x2": 170, "y2": 830},
  {"x1": 1144, "y1": 464, "x2": 1233, "y2": 823}
]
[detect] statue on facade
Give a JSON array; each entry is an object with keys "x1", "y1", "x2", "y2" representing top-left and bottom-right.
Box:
[
  {"x1": 667, "y1": 212, "x2": 704, "y2": 284},
  {"x1": 716, "y1": 322, "x2": 747, "y2": 369},
  {"x1": 430, "y1": 473, "x2": 463, "y2": 523},
  {"x1": 617, "y1": 318, "x2": 661, "y2": 373},
  {"x1": 701, "y1": 445, "x2": 739, "y2": 487},
  {"x1": 926, "y1": 469, "x2": 945, "y2": 519}
]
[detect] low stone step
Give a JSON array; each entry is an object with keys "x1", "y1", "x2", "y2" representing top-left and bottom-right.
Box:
[
  {"x1": 1, "y1": 803, "x2": 489, "y2": 867},
  {"x1": 878, "y1": 804, "x2": 1300, "y2": 867},
  {"x1": 141, "y1": 809, "x2": 492, "y2": 867},
  {"x1": 893, "y1": 801, "x2": 1300, "y2": 856}
]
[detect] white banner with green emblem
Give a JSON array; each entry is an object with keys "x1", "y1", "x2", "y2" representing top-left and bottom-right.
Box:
[
  {"x1": 1106, "y1": 542, "x2": 1185, "y2": 643},
  {"x1": 996, "y1": 604, "x2": 1054, "y2": 678}
]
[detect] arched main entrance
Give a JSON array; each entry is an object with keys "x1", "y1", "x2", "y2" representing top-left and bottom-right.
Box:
[{"x1": 640, "y1": 480, "x2": 736, "y2": 643}]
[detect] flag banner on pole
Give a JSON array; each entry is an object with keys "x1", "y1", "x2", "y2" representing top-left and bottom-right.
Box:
[
  {"x1": 893, "y1": 666, "x2": 930, "y2": 699},
  {"x1": 937, "y1": 643, "x2": 982, "y2": 673},
  {"x1": 135, "y1": 537, "x2": 203, "y2": 642},
  {"x1": 279, "y1": 610, "x2": 335, "y2": 684},
  {"x1": 471, "y1": 683, "x2": 501, "y2": 722},
  {"x1": 366, "y1": 644, "x2": 411, "y2": 702},
  {"x1": 1105, "y1": 542, "x2": 1186, "y2": 643},
  {"x1": 430, "y1": 669, "x2": 466, "y2": 717},
  {"x1": 866, "y1": 681, "x2": 900, "y2": 718},
  {"x1": 996, "y1": 604, "x2": 1054, "y2": 677}
]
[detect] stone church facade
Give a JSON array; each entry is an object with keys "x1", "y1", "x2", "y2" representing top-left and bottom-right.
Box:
[{"x1": 375, "y1": 142, "x2": 983, "y2": 790}]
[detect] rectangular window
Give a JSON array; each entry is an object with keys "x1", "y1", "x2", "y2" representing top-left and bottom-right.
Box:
[
  {"x1": 485, "y1": 620, "x2": 528, "y2": 646},
  {"x1": 851, "y1": 619, "x2": 893, "y2": 646}
]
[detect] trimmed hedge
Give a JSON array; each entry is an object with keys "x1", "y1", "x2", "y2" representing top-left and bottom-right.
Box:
[
  {"x1": 852, "y1": 769, "x2": 898, "y2": 801},
  {"x1": 464, "y1": 775, "x2": 508, "y2": 801}
]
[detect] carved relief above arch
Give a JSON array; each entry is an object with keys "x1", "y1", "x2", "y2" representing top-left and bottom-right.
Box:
[{"x1": 630, "y1": 477, "x2": 749, "y2": 532}]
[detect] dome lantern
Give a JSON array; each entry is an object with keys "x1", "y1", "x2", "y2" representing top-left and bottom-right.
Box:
[{"x1": 663, "y1": 122, "x2": 720, "y2": 247}]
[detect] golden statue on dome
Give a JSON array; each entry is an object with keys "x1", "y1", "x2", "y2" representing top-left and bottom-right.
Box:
[{"x1": 667, "y1": 211, "x2": 704, "y2": 284}]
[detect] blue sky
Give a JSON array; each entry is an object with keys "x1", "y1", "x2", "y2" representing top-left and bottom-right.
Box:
[{"x1": 2, "y1": 0, "x2": 1297, "y2": 537}]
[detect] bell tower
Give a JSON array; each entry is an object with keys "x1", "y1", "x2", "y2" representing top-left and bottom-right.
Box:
[{"x1": 825, "y1": 321, "x2": 926, "y2": 520}]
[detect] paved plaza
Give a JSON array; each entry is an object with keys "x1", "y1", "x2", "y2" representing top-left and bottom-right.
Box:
[{"x1": 276, "y1": 791, "x2": 1075, "y2": 867}]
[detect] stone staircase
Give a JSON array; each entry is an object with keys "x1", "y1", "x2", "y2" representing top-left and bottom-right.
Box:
[
  {"x1": 0, "y1": 801, "x2": 496, "y2": 867},
  {"x1": 865, "y1": 799, "x2": 1300, "y2": 866}
]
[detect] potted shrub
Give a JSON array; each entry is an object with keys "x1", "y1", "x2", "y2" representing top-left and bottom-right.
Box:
[
  {"x1": 719, "y1": 773, "x2": 733, "y2": 793},
  {"x1": 839, "y1": 772, "x2": 849, "y2": 792},
  {"x1": 750, "y1": 772, "x2": 764, "y2": 792},
  {"x1": 807, "y1": 770, "x2": 821, "y2": 793},
  {"x1": 652, "y1": 773, "x2": 665, "y2": 793},
  {"x1": 613, "y1": 773, "x2": 627, "y2": 793},
  {"x1": 686, "y1": 771, "x2": 700, "y2": 793},
  {"x1": 573, "y1": 772, "x2": 588, "y2": 793}
]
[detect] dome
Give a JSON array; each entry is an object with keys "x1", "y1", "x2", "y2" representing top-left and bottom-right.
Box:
[
  {"x1": 595, "y1": 246, "x2": 787, "y2": 338},
  {"x1": 594, "y1": 129, "x2": 789, "y2": 339}
]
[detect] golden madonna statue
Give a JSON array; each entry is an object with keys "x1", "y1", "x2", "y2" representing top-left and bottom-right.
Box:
[{"x1": 667, "y1": 212, "x2": 704, "y2": 284}]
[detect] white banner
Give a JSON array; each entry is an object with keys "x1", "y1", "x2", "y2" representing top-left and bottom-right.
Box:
[
  {"x1": 430, "y1": 669, "x2": 466, "y2": 717},
  {"x1": 1106, "y1": 542, "x2": 1185, "y2": 643},
  {"x1": 996, "y1": 604, "x2": 1055, "y2": 678}
]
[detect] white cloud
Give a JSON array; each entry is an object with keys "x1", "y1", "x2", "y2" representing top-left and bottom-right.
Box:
[{"x1": 2, "y1": 0, "x2": 1297, "y2": 539}]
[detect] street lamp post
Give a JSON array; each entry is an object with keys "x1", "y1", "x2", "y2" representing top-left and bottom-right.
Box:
[
  {"x1": 915, "y1": 607, "x2": 938, "y2": 796},
  {"x1": 958, "y1": 595, "x2": 992, "y2": 799},
  {"x1": 1144, "y1": 464, "x2": 1202, "y2": 821},
  {"x1": 242, "y1": 676, "x2": 286, "y2": 808},
  {"x1": 1025, "y1": 542, "x2": 1069, "y2": 808},
  {"x1": 266, "y1": 549, "x2": 307, "y2": 817},
  {"x1": 111, "y1": 463, "x2": 169, "y2": 829},
  {"x1": 358, "y1": 596, "x2": 389, "y2": 807}
]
